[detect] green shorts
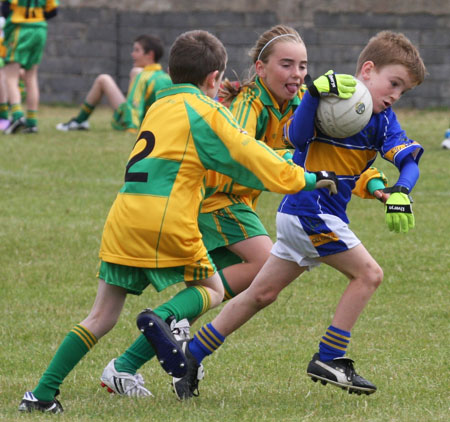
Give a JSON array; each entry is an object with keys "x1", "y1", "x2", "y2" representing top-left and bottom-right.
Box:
[
  {"x1": 111, "y1": 102, "x2": 136, "y2": 131},
  {"x1": 198, "y1": 203, "x2": 268, "y2": 270},
  {"x1": 4, "y1": 25, "x2": 47, "y2": 69},
  {"x1": 98, "y1": 254, "x2": 217, "y2": 295}
]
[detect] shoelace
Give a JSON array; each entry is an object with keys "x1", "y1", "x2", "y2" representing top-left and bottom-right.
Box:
[
  {"x1": 123, "y1": 373, "x2": 147, "y2": 395},
  {"x1": 170, "y1": 318, "x2": 191, "y2": 340}
]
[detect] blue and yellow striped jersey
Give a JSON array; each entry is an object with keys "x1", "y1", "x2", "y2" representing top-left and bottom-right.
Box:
[
  {"x1": 280, "y1": 106, "x2": 423, "y2": 223},
  {"x1": 99, "y1": 84, "x2": 307, "y2": 268},
  {"x1": 201, "y1": 77, "x2": 303, "y2": 212}
]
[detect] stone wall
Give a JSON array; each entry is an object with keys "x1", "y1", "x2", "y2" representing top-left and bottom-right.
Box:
[{"x1": 40, "y1": 1, "x2": 450, "y2": 108}]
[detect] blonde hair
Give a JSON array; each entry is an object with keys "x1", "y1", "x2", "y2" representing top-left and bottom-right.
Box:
[
  {"x1": 356, "y1": 31, "x2": 427, "y2": 86},
  {"x1": 219, "y1": 24, "x2": 304, "y2": 105}
]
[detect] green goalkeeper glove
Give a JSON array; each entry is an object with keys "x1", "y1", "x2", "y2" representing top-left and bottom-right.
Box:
[
  {"x1": 305, "y1": 70, "x2": 356, "y2": 99},
  {"x1": 385, "y1": 191, "x2": 414, "y2": 233}
]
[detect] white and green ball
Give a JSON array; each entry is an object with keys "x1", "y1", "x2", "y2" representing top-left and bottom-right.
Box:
[{"x1": 315, "y1": 79, "x2": 373, "y2": 138}]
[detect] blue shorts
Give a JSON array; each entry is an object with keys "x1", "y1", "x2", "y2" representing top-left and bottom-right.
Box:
[{"x1": 271, "y1": 212, "x2": 361, "y2": 270}]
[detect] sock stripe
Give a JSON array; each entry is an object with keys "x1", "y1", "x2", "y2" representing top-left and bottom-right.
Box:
[
  {"x1": 320, "y1": 338, "x2": 347, "y2": 351},
  {"x1": 195, "y1": 332, "x2": 215, "y2": 353},
  {"x1": 202, "y1": 326, "x2": 223, "y2": 348},
  {"x1": 81, "y1": 102, "x2": 94, "y2": 113},
  {"x1": 323, "y1": 333, "x2": 349, "y2": 346},
  {"x1": 325, "y1": 329, "x2": 350, "y2": 341},
  {"x1": 71, "y1": 325, "x2": 97, "y2": 349},
  {"x1": 319, "y1": 325, "x2": 351, "y2": 361},
  {"x1": 195, "y1": 326, "x2": 223, "y2": 352},
  {"x1": 193, "y1": 285, "x2": 211, "y2": 315}
]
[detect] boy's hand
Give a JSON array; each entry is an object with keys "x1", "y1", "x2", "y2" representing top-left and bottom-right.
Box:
[
  {"x1": 314, "y1": 171, "x2": 339, "y2": 195},
  {"x1": 385, "y1": 192, "x2": 414, "y2": 233},
  {"x1": 373, "y1": 189, "x2": 390, "y2": 203},
  {"x1": 305, "y1": 70, "x2": 356, "y2": 99}
]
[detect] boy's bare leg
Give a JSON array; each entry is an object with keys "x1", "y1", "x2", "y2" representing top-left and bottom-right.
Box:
[
  {"x1": 3, "y1": 62, "x2": 21, "y2": 105},
  {"x1": 23, "y1": 65, "x2": 39, "y2": 111},
  {"x1": 320, "y1": 243, "x2": 383, "y2": 331},
  {"x1": 85, "y1": 74, "x2": 126, "y2": 110},
  {"x1": 221, "y1": 235, "x2": 273, "y2": 296},
  {"x1": 212, "y1": 254, "x2": 305, "y2": 336}
]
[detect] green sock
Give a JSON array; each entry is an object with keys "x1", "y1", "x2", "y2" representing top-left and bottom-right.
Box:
[
  {"x1": 26, "y1": 110, "x2": 37, "y2": 127},
  {"x1": 75, "y1": 102, "x2": 95, "y2": 123},
  {"x1": 10, "y1": 103, "x2": 23, "y2": 121},
  {"x1": 0, "y1": 102, "x2": 8, "y2": 119},
  {"x1": 32, "y1": 325, "x2": 97, "y2": 401},
  {"x1": 114, "y1": 286, "x2": 209, "y2": 374}
]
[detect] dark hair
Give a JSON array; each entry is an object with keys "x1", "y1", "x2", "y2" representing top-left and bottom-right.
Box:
[
  {"x1": 168, "y1": 30, "x2": 227, "y2": 85},
  {"x1": 134, "y1": 34, "x2": 164, "y2": 62},
  {"x1": 356, "y1": 31, "x2": 427, "y2": 86}
]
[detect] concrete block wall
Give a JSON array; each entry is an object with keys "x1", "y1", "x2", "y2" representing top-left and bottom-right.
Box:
[{"x1": 39, "y1": 7, "x2": 450, "y2": 108}]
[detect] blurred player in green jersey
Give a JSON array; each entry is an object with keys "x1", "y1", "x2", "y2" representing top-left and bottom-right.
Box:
[
  {"x1": 56, "y1": 34, "x2": 172, "y2": 134},
  {"x1": 2, "y1": 0, "x2": 59, "y2": 134}
]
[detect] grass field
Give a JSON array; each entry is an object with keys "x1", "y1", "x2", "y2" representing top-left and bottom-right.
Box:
[{"x1": 0, "y1": 106, "x2": 449, "y2": 421}]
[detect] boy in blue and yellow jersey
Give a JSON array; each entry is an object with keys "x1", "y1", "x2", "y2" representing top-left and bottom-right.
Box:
[
  {"x1": 56, "y1": 34, "x2": 172, "y2": 133},
  {"x1": 2, "y1": 0, "x2": 58, "y2": 134},
  {"x1": 169, "y1": 31, "x2": 426, "y2": 398},
  {"x1": 18, "y1": 29, "x2": 340, "y2": 414}
]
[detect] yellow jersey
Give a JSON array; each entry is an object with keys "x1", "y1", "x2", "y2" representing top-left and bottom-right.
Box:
[{"x1": 99, "y1": 84, "x2": 308, "y2": 268}]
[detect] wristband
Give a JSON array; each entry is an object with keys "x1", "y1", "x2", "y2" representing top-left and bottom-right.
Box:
[{"x1": 383, "y1": 185, "x2": 410, "y2": 195}]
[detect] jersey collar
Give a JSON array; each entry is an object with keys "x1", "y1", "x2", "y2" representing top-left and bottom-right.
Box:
[
  {"x1": 255, "y1": 77, "x2": 301, "y2": 112},
  {"x1": 142, "y1": 63, "x2": 163, "y2": 72},
  {"x1": 156, "y1": 83, "x2": 203, "y2": 100}
]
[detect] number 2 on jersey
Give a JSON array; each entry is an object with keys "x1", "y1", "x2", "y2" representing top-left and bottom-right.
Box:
[{"x1": 124, "y1": 131, "x2": 155, "y2": 182}]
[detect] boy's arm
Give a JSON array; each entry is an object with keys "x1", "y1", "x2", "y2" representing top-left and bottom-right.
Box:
[
  {"x1": 383, "y1": 155, "x2": 420, "y2": 233},
  {"x1": 283, "y1": 71, "x2": 356, "y2": 150},
  {"x1": 195, "y1": 107, "x2": 338, "y2": 196}
]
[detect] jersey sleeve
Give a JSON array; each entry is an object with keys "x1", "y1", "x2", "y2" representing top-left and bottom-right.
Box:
[
  {"x1": 352, "y1": 167, "x2": 388, "y2": 199},
  {"x1": 283, "y1": 91, "x2": 318, "y2": 151},
  {"x1": 380, "y1": 108, "x2": 424, "y2": 167},
  {"x1": 191, "y1": 103, "x2": 307, "y2": 195}
]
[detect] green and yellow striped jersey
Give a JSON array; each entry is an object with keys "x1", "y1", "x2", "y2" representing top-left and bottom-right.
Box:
[
  {"x1": 5, "y1": 0, "x2": 58, "y2": 25},
  {"x1": 99, "y1": 84, "x2": 307, "y2": 268},
  {"x1": 126, "y1": 63, "x2": 172, "y2": 129},
  {"x1": 202, "y1": 77, "x2": 304, "y2": 212}
]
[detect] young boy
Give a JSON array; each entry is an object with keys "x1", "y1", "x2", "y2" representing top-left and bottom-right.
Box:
[
  {"x1": 56, "y1": 34, "x2": 172, "y2": 133},
  {"x1": 149, "y1": 30, "x2": 426, "y2": 399},
  {"x1": 2, "y1": 0, "x2": 59, "y2": 134},
  {"x1": 18, "y1": 29, "x2": 340, "y2": 414}
]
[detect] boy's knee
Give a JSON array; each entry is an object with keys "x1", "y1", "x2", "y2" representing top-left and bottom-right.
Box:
[
  {"x1": 251, "y1": 287, "x2": 279, "y2": 309},
  {"x1": 365, "y1": 264, "x2": 383, "y2": 290}
]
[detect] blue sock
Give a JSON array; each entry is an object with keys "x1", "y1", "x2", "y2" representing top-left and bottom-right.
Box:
[
  {"x1": 188, "y1": 323, "x2": 225, "y2": 364},
  {"x1": 319, "y1": 325, "x2": 351, "y2": 361}
]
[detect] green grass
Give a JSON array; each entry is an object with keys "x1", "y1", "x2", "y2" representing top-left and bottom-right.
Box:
[{"x1": 0, "y1": 106, "x2": 449, "y2": 421}]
